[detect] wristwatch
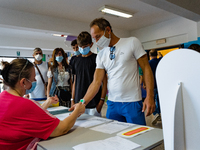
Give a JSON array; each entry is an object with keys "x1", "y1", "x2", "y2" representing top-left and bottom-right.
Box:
[
  {"x1": 100, "y1": 98, "x2": 105, "y2": 101},
  {"x1": 71, "y1": 98, "x2": 74, "y2": 101},
  {"x1": 80, "y1": 99, "x2": 86, "y2": 104}
]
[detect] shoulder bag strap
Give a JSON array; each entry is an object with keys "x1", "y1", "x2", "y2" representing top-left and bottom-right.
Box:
[
  {"x1": 33, "y1": 62, "x2": 45, "y2": 85},
  {"x1": 50, "y1": 66, "x2": 57, "y2": 85}
]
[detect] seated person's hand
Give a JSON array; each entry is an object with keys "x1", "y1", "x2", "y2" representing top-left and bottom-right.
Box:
[
  {"x1": 71, "y1": 102, "x2": 85, "y2": 116},
  {"x1": 48, "y1": 95, "x2": 59, "y2": 104},
  {"x1": 24, "y1": 94, "x2": 29, "y2": 99}
]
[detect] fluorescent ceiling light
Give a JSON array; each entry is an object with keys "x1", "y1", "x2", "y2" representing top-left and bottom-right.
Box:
[
  {"x1": 52, "y1": 34, "x2": 68, "y2": 37},
  {"x1": 99, "y1": 5, "x2": 133, "y2": 18}
]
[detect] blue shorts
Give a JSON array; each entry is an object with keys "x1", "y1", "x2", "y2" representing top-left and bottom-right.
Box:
[
  {"x1": 106, "y1": 100, "x2": 146, "y2": 125},
  {"x1": 31, "y1": 98, "x2": 47, "y2": 101}
]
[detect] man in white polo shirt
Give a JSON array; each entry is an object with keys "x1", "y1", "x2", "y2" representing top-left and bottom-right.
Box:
[{"x1": 70, "y1": 18, "x2": 155, "y2": 125}]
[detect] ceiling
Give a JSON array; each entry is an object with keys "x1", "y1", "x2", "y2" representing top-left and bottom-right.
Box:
[
  {"x1": 0, "y1": 0, "x2": 200, "y2": 51},
  {"x1": 0, "y1": 0, "x2": 180, "y2": 31}
]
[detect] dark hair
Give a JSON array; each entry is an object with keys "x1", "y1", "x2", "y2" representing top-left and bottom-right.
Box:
[
  {"x1": 149, "y1": 49, "x2": 158, "y2": 57},
  {"x1": 77, "y1": 31, "x2": 92, "y2": 47},
  {"x1": 52, "y1": 48, "x2": 71, "y2": 86},
  {"x1": 65, "y1": 53, "x2": 68, "y2": 58},
  {"x1": 52, "y1": 48, "x2": 69, "y2": 69},
  {"x1": 90, "y1": 17, "x2": 113, "y2": 32},
  {"x1": 71, "y1": 39, "x2": 77, "y2": 46},
  {"x1": 1, "y1": 59, "x2": 33, "y2": 89},
  {"x1": 188, "y1": 44, "x2": 200, "y2": 53}
]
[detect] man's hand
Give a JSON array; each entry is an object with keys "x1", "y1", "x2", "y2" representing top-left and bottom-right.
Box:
[
  {"x1": 142, "y1": 96, "x2": 155, "y2": 117},
  {"x1": 142, "y1": 84, "x2": 146, "y2": 89},
  {"x1": 96, "y1": 100, "x2": 104, "y2": 113},
  {"x1": 69, "y1": 103, "x2": 76, "y2": 112},
  {"x1": 71, "y1": 100, "x2": 75, "y2": 108}
]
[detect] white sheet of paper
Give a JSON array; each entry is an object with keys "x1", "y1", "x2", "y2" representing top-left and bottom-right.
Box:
[
  {"x1": 47, "y1": 106, "x2": 68, "y2": 112},
  {"x1": 90, "y1": 121, "x2": 135, "y2": 134},
  {"x1": 55, "y1": 113, "x2": 70, "y2": 120},
  {"x1": 75, "y1": 117, "x2": 112, "y2": 128},
  {"x1": 72, "y1": 136, "x2": 141, "y2": 150}
]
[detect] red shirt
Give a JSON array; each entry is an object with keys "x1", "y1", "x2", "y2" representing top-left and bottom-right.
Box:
[{"x1": 0, "y1": 91, "x2": 60, "y2": 150}]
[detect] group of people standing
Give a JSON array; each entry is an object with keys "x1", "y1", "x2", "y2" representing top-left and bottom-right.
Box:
[
  {"x1": 27, "y1": 32, "x2": 107, "y2": 116},
  {"x1": 0, "y1": 17, "x2": 157, "y2": 149},
  {"x1": 25, "y1": 47, "x2": 72, "y2": 108}
]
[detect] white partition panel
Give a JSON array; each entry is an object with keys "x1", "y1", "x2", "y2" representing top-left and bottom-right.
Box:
[{"x1": 156, "y1": 49, "x2": 200, "y2": 150}]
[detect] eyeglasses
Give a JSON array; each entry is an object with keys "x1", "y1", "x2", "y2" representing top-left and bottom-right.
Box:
[
  {"x1": 18, "y1": 59, "x2": 29, "y2": 80},
  {"x1": 109, "y1": 46, "x2": 116, "y2": 60}
]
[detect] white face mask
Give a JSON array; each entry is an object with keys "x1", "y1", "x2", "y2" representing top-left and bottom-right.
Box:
[
  {"x1": 96, "y1": 31, "x2": 111, "y2": 50},
  {"x1": 35, "y1": 54, "x2": 43, "y2": 61}
]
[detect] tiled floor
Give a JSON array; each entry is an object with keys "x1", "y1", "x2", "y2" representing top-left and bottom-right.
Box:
[{"x1": 101, "y1": 103, "x2": 164, "y2": 150}]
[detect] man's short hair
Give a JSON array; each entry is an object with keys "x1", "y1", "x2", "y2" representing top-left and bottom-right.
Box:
[
  {"x1": 188, "y1": 44, "x2": 200, "y2": 53},
  {"x1": 33, "y1": 47, "x2": 42, "y2": 54},
  {"x1": 90, "y1": 17, "x2": 113, "y2": 32},
  {"x1": 77, "y1": 31, "x2": 92, "y2": 47},
  {"x1": 149, "y1": 49, "x2": 157, "y2": 57},
  {"x1": 71, "y1": 39, "x2": 77, "y2": 46}
]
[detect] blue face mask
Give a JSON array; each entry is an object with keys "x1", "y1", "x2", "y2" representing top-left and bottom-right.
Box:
[
  {"x1": 79, "y1": 46, "x2": 90, "y2": 55},
  {"x1": 25, "y1": 79, "x2": 37, "y2": 94},
  {"x1": 56, "y1": 56, "x2": 63, "y2": 62},
  {"x1": 74, "y1": 51, "x2": 81, "y2": 56}
]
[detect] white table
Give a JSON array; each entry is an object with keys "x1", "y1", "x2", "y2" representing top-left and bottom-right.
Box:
[{"x1": 38, "y1": 111, "x2": 163, "y2": 150}]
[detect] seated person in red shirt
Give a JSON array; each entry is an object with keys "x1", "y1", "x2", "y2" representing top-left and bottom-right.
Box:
[{"x1": 0, "y1": 58, "x2": 85, "y2": 150}]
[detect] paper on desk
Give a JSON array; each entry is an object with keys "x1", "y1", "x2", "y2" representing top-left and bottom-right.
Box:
[
  {"x1": 117, "y1": 125, "x2": 154, "y2": 138},
  {"x1": 55, "y1": 113, "x2": 71, "y2": 120},
  {"x1": 72, "y1": 136, "x2": 140, "y2": 150},
  {"x1": 75, "y1": 117, "x2": 112, "y2": 128},
  {"x1": 90, "y1": 121, "x2": 135, "y2": 134},
  {"x1": 47, "y1": 106, "x2": 68, "y2": 112},
  {"x1": 55, "y1": 114, "x2": 112, "y2": 128}
]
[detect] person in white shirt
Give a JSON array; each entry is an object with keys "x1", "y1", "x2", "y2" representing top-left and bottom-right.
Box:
[
  {"x1": 29, "y1": 47, "x2": 48, "y2": 101},
  {"x1": 70, "y1": 18, "x2": 155, "y2": 125}
]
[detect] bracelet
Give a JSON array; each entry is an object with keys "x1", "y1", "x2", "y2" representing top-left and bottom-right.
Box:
[
  {"x1": 71, "y1": 98, "x2": 74, "y2": 101},
  {"x1": 100, "y1": 98, "x2": 105, "y2": 101},
  {"x1": 80, "y1": 99, "x2": 85, "y2": 104}
]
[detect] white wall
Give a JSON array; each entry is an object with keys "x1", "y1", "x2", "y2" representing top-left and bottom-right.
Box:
[
  {"x1": 0, "y1": 48, "x2": 53, "y2": 58},
  {"x1": 197, "y1": 21, "x2": 200, "y2": 37},
  {"x1": 131, "y1": 17, "x2": 198, "y2": 49},
  {"x1": 0, "y1": 35, "x2": 66, "y2": 52}
]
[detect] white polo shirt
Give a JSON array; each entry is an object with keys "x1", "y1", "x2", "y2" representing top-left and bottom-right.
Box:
[{"x1": 96, "y1": 37, "x2": 146, "y2": 102}]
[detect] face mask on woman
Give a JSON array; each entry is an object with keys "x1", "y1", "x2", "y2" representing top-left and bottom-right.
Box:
[
  {"x1": 96, "y1": 31, "x2": 111, "y2": 50},
  {"x1": 56, "y1": 56, "x2": 63, "y2": 62},
  {"x1": 79, "y1": 46, "x2": 90, "y2": 55},
  {"x1": 25, "y1": 79, "x2": 37, "y2": 94},
  {"x1": 35, "y1": 54, "x2": 43, "y2": 61}
]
